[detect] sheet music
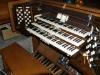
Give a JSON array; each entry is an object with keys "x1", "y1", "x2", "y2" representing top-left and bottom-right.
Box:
[
  {"x1": 57, "y1": 13, "x2": 62, "y2": 19},
  {"x1": 60, "y1": 14, "x2": 66, "y2": 23}
]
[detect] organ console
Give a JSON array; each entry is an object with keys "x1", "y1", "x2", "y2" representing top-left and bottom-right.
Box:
[{"x1": 9, "y1": 0, "x2": 100, "y2": 75}]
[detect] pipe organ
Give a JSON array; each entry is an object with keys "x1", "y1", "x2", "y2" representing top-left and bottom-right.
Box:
[{"x1": 10, "y1": 0, "x2": 100, "y2": 75}]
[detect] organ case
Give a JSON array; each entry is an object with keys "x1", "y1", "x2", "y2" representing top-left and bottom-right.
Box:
[{"x1": 9, "y1": 0, "x2": 99, "y2": 75}]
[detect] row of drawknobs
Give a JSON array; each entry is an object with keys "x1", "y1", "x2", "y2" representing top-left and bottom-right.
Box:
[{"x1": 85, "y1": 30, "x2": 100, "y2": 68}]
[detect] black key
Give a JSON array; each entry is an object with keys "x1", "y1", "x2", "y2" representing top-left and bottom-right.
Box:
[
  {"x1": 70, "y1": 47, "x2": 75, "y2": 51},
  {"x1": 62, "y1": 33, "x2": 69, "y2": 37},
  {"x1": 68, "y1": 35, "x2": 74, "y2": 40},
  {"x1": 73, "y1": 38, "x2": 77, "y2": 41},
  {"x1": 67, "y1": 46, "x2": 72, "y2": 50},
  {"x1": 47, "y1": 63, "x2": 55, "y2": 70},
  {"x1": 43, "y1": 33, "x2": 48, "y2": 37},
  {"x1": 39, "y1": 31, "x2": 45, "y2": 35},
  {"x1": 41, "y1": 16, "x2": 47, "y2": 19},
  {"x1": 42, "y1": 59, "x2": 49, "y2": 65},
  {"x1": 52, "y1": 67, "x2": 59, "y2": 73},
  {"x1": 74, "y1": 38, "x2": 81, "y2": 43},
  {"x1": 40, "y1": 23, "x2": 46, "y2": 26},
  {"x1": 68, "y1": 47, "x2": 72, "y2": 50},
  {"x1": 28, "y1": 25, "x2": 34, "y2": 28},
  {"x1": 45, "y1": 17, "x2": 50, "y2": 20},
  {"x1": 35, "y1": 28, "x2": 40, "y2": 32},
  {"x1": 54, "y1": 19, "x2": 59, "y2": 23},
  {"x1": 49, "y1": 18, "x2": 55, "y2": 21},
  {"x1": 43, "y1": 24, "x2": 49, "y2": 28},
  {"x1": 52, "y1": 39, "x2": 57, "y2": 42},
  {"x1": 32, "y1": 27, "x2": 37, "y2": 31},
  {"x1": 76, "y1": 39, "x2": 81, "y2": 43},
  {"x1": 36, "y1": 20, "x2": 43, "y2": 24},
  {"x1": 58, "y1": 31, "x2": 64, "y2": 35},
  {"x1": 49, "y1": 26, "x2": 54, "y2": 30},
  {"x1": 68, "y1": 26, "x2": 75, "y2": 29},
  {"x1": 47, "y1": 36, "x2": 54, "y2": 40},
  {"x1": 70, "y1": 46, "x2": 75, "y2": 51},
  {"x1": 58, "y1": 21, "x2": 64, "y2": 25},
  {"x1": 62, "y1": 44, "x2": 69, "y2": 48},
  {"x1": 36, "y1": 53, "x2": 41, "y2": 59},
  {"x1": 63, "y1": 24, "x2": 70, "y2": 27},
  {"x1": 34, "y1": 52, "x2": 39, "y2": 57},
  {"x1": 79, "y1": 29, "x2": 82, "y2": 33},
  {"x1": 45, "y1": 61, "x2": 52, "y2": 67},
  {"x1": 41, "y1": 58, "x2": 47, "y2": 63},
  {"x1": 35, "y1": 29, "x2": 41, "y2": 33},
  {"x1": 56, "y1": 40, "x2": 63, "y2": 45},
  {"x1": 74, "y1": 27, "x2": 80, "y2": 31},
  {"x1": 52, "y1": 29, "x2": 59, "y2": 32},
  {"x1": 38, "y1": 56, "x2": 45, "y2": 61},
  {"x1": 51, "y1": 65, "x2": 57, "y2": 71},
  {"x1": 81, "y1": 30, "x2": 87, "y2": 34}
]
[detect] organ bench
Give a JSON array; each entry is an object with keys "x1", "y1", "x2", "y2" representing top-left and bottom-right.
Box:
[{"x1": 1, "y1": 43, "x2": 52, "y2": 75}]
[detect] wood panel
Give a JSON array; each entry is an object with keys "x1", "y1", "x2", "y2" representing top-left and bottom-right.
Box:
[
  {"x1": 37, "y1": 41, "x2": 61, "y2": 63},
  {"x1": 70, "y1": 53, "x2": 96, "y2": 75}
]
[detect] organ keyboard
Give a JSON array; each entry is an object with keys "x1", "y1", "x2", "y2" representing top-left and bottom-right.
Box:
[
  {"x1": 35, "y1": 14, "x2": 89, "y2": 38},
  {"x1": 10, "y1": 0, "x2": 97, "y2": 75},
  {"x1": 33, "y1": 20, "x2": 85, "y2": 46},
  {"x1": 26, "y1": 11, "x2": 88, "y2": 56},
  {"x1": 26, "y1": 24, "x2": 79, "y2": 56}
]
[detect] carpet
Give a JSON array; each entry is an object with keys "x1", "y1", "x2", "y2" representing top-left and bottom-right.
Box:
[{"x1": 0, "y1": 23, "x2": 34, "y2": 71}]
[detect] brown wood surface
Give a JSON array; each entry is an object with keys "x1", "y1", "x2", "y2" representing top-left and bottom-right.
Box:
[
  {"x1": 1, "y1": 43, "x2": 51, "y2": 75},
  {"x1": 37, "y1": 41, "x2": 60, "y2": 63},
  {"x1": 32, "y1": 36, "x2": 40, "y2": 50},
  {"x1": 38, "y1": 0, "x2": 100, "y2": 17},
  {"x1": 70, "y1": 53, "x2": 96, "y2": 75}
]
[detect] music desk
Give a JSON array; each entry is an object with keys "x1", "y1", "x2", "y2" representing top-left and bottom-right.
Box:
[{"x1": 1, "y1": 43, "x2": 51, "y2": 75}]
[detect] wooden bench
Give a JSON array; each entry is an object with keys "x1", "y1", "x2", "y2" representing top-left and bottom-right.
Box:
[{"x1": 1, "y1": 43, "x2": 51, "y2": 75}]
